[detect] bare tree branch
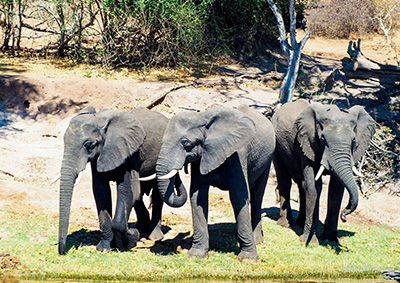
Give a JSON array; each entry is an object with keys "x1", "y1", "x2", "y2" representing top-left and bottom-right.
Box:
[
  {"x1": 267, "y1": 0, "x2": 310, "y2": 104},
  {"x1": 267, "y1": 0, "x2": 289, "y2": 56}
]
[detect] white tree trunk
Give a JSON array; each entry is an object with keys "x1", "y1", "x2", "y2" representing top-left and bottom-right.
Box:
[{"x1": 267, "y1": 0, "x2": 310, "y2": 104}]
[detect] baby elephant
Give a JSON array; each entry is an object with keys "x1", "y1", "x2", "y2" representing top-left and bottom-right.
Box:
[
  {"x1": 272, "y1": 99, "x2": 375, "y2": 245},
  {"x1": 58, "y1": 106, "x2": 186, "y2": 254},
  {"x1": 155, "y1": 105, "x2": 275, "y2": 262}
]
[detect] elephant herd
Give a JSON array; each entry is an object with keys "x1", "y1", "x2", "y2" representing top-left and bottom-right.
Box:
[{"x1": 58, "y1": 99, "x2": 375, "y2": 262}]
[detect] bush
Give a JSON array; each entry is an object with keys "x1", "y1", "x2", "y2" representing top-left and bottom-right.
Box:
[
  {"x1": 0, "y1": 0, "x2": 307, "y2": 67},
  {"x1": 306, "y1": 0, "x2": 379, "y2": 38},
  {"x1": 100, "y1": 0, "x2": 305, "y2": 67},
  {"x1": 203, "y1": 0, "x2": 306, "y2": 59},
  {"x1": 98, "y1": 0, "x2": 209, "y2": 67}
]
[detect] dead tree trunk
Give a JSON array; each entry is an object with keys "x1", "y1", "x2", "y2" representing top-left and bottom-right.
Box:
[
  {"x1": 267, "y1": 0, "x2": 310, "y2": 104},
  {"x1": 342, "y1": 39, "x2": 400, "y2": 85}
]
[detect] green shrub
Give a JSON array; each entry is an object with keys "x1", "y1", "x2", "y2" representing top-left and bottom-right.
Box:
[
  {"x1": 83, "y1": 0, "x2": 307, "y2": 67},
  {"x1": 0, "y1": 0, "x2": 307, "y2": 67}
]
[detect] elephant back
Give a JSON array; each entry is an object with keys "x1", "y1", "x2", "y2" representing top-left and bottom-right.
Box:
[
  {"x1": 272, "y1": 99, "x2": 309, "y2": 155},
  {"x1": 130, "y1": 108, "x2": 169, "y2": 174},
  {"x1": 237, "y1": 105, "x2": 275, "y2": 181}
]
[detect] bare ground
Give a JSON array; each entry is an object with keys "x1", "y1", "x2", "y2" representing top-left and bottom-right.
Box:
[{"x1": 0, "y1": 33, "x2": 399, "y2": 255}]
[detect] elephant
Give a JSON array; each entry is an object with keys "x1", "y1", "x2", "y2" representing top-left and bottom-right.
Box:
[
  {"x1": 271, "y1": 99, "x2": 375, "y2": 245},
  {"x1": 58, "y1": 106, "x2": 187, "y2": 255},
  {"x1": 155, "y1": 105, "x2": 276, "y2": 262}
]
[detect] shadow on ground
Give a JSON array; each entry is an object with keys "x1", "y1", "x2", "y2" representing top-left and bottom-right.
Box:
[
  {"x1": 0, "y1": 74, "x2": 87, "y2": 136},
  {"x1": 263, "y1": 206, "x2": 356, "y2": 253},
  {"x1": 65, "y1": 207, "x2": 357, "y2": 255}
]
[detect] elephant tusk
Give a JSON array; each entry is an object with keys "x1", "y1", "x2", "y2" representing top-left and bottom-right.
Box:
[
  {"x1": 50, "y1": 173, "x2": 61, "y2": 184},
  {"x1": 51, "y1": 168, "x2": 84, "y2": 185},
  {"x1": 75, "y1": 171, "x2": 83, "y2": 185},
  {"x1": 315, "y1": 165, "x2": 325, "y2": 181},
  {"x1": 158, "y1": 169, "x2": 178, "y2": 180},
  {"x1": 139, "y1": 173, "x2": 157, "y2": 181},
  {"x1": 352, "y1": 166, "x2": 364, "y2": 178}
]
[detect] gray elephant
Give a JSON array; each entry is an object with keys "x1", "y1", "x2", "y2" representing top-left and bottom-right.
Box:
[
  {"x1": 155, "y1": 105, "x2": 275, "y2": 262},
  {"x1": 272, "y1": 99, "x2": 375, "y2": 245},
  {"x1": 58, "y1": 106, "x2": 187, "y2": 254}
]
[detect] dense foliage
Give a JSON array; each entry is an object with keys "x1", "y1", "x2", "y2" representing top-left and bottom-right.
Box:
[{"x1": 0, "y1": 0, "x2": 306, "y2": 67}]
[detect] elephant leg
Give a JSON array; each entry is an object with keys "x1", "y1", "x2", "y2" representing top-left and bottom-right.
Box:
[
  {"x1": 273, "y1": 153, "x2": 294, "y2": 228},
  {"x1": 187, "y1": 176, "x2": 210, "y2": 259},
  {"x1": 134, "y1": 199, "x2": 150, "y2": 235},
  {"x1": 228, "y1": 156, "x2": 258, "y2": 262},
  {"x1": 295, "y1": 179, "x2": 306, "y2": 228},
  {"x1": 230, "y1": 189, "x2": 258, "y2": 262},
  {"x1": 91, "y1": 164, "x2": 114, "y2": 252},
  {"x1": 113, "y1": 170, "x2": 140, "y2": 251},
  {"x1": 250, "y1": 165, "x2": 270, "y2": 245},
  {"x1": 147, "y1": 187, "x2": 164, "y2": 241},
  {"x1": 299, "y1": 165, "x2": 321, "y2": 245},
  {"x1": 321, "y1": 176, "x2": 345, "y2": 243}
]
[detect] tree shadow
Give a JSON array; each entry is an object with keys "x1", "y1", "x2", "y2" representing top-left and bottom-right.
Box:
[{"x1": 0, "y1": 74, "x2": 88, "y2": 137}]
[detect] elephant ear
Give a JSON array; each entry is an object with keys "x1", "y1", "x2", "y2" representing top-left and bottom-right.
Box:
[
  {"x1": 295, "y1": 104, "x2": 322, "y2": 162},
  {"x1": 199, "y1": 109, "x2": 256, "y2": 175},
  {"x1": 348, "y1": 106, "x2": 376, "y2": 163},
  {"x1": 97, "y1": 110, "x2": 146, "y2": 172}
]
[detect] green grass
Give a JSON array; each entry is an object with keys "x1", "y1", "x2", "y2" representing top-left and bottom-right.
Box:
[{"x1": 0, "y1": 204, "x2": 399, "y2": 282}]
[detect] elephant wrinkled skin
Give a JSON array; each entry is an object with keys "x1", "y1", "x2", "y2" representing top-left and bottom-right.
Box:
[
  {"x1": 58, "y1": 106, "x2": 187, "y2": 255},
  {"x1": 156, "y1": 105, "x2": 275, "y2": 262},
  {"x1": 272, "y1": 99, "x2": 375, "y2": 245}
]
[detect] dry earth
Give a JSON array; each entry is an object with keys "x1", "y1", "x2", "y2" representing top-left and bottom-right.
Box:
[{"x1": 0, "y1": 33, "x2": 399, "y2": 256}]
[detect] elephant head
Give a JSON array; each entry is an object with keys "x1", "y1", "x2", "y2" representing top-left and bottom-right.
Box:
[
  {"x1": 295, "y1": 103, "x2": 375, "y2": 221},
  {"x1": 58, "y1": 106, "x2": 145, "y2": 254},
  {"x1": 156, "y1": 108, "x2": 255, "y2": 207}
]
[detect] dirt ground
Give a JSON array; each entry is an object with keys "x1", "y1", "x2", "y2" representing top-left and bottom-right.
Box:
[{"x1": 0, "y1": 32, "x2": 399, "y2": 251}]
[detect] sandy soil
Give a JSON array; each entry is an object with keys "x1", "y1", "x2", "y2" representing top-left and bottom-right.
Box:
[{"x1": 0, "y1": 33, "x2": 399, "y2": 252}]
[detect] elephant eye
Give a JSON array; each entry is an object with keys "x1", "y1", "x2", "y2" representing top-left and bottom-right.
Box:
[
  {"x1": 321, "y1": 135, "x2": 326, "y2": 144},
  {"x1": 352, "y1": 138, "x2": 357, "y2": 149},
  {"x1": 181, "y1": 139, "x2": 193, "y2": 150},
  {"x1": 84, "y1": 140, "x2": 98, "y2": 151}
]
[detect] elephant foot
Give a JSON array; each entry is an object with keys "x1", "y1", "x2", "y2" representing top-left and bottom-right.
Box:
[
  {"x1": 148, "y1": 226, "x2": 164, "y2": 242},
  {"x1": 321, "y1": 231, "x2": 339, "y2": 245},
  {"x1": 188, "y1": 247, "x2": 208, "y2": 259},
  {"x1": 299, "y1": 232, "x2": 319, "y2": 246},
  {"x1": 96, "y1": 240, "x2": 112, "y2": 252},
  {"x1": 253, "y1": 231, "x2": 263, "y2": 245},
  {"x1": 238, "y1": 249, "x2": 259, "y2": 263},
  {"x1": 277, "y1": 216, "x2": 291, "y2": 228},
  {"x1": 122, "y1": 228, "x2": 140, "y2": 251}
]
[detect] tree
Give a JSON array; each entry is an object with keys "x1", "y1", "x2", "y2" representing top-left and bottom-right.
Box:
[{"x1": 267, "y1": 0, "x2": 310, "y2": 104}]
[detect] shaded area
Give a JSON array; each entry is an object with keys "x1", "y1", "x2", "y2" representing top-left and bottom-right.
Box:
[
  {"x1": 65, "y1": 222, "x2": 241, "y2": 256},
  {"x1": 0, "y1": 74, "x2": 39, "y2": 116},
  {"x1": 150, "y1": 223, "x2": 241, "y2": 256},
  {"x1": 0, "y1": 74, "x2": 88, "y2": 136},
  {"x1": 66, "y1": 229, "x2": 101, "y2": 252},
  {"x1": 263, "y1": 206, "x2": 356, "y2": 253}
]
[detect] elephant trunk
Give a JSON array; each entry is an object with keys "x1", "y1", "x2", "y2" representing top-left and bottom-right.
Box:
[
  {"x1": 156, "y1": 148, "x2": 187, "y2": 208},
  {"x1": 330, "y1": 149, "x2": 359, "y2": 222},
  {"x1": 58, "y1": 155, "x2": 80, "y2": 255}
]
